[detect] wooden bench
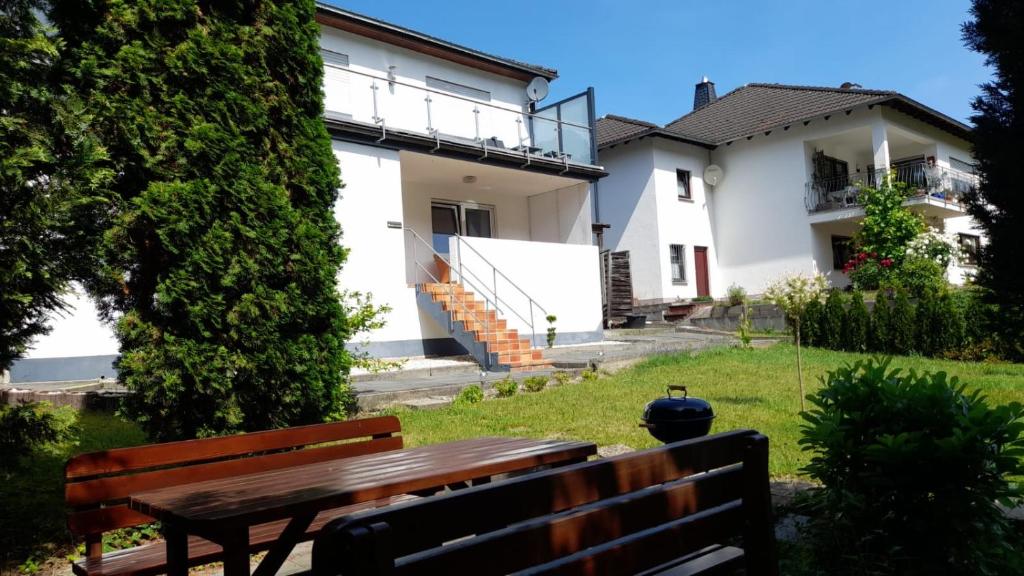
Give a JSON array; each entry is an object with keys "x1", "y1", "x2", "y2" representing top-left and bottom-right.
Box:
[
  {"x1": 311, "y1": 429, "x2": 778, "y2": 576},
  {"x1": 66, "y1": 416, "x2": 407, "y2": 576}
]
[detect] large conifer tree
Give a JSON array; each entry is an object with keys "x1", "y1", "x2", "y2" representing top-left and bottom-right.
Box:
[
  {"x1": 0, "y1": 1, "x2": 110, "y2": 372},
  {"x1": 962, "y1": 0, "x2": 1024, "y2": 360},
  {"x1": 52, "y1": 0, "x2": 353, "y2": 439}
]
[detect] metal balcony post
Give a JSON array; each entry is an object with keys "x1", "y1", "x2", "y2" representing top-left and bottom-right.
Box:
[
  {"x1": 371, "y1": 81, "x2": 380, "y2": 123},
  {"x1": 425, "y1": 94, "x2": 433, "y2": 133},
  {"x1": 473, "y1": 106, "x2": 481, "y2": 141}
]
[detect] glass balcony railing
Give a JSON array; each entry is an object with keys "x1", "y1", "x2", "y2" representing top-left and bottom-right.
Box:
[{"x1": 323, "y1": 66, "x2": 597, "y2": 166}]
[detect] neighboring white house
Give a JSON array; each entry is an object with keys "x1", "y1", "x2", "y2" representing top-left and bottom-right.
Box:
[
  {"x1": 596, "y1": 80, "x2": 983, "y2": 304},
  {"x1": 11, "y1": 4, "x2": 606, "y2": 382}
]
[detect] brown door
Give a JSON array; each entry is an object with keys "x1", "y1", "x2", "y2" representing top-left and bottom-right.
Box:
[{"x1": 694, "y1": 246, "x2": 710, "y2": 297}]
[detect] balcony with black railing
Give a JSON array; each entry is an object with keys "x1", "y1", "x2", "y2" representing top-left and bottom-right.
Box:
[{"x1": 805, "y1": 161, "x2": 976, "y2": 214}]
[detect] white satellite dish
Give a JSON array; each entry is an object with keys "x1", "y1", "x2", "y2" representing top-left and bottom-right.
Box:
[
  {"x1": 703, "y1": 164, "x2": 724, "y2": 186},
  {"x1": 526, "y1": 77, "x2": 550, "y2": 102}
]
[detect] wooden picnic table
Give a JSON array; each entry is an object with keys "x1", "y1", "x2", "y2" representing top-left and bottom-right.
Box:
[{"x1": 128, "y1": 436, "x2": 596, "y2": 576}]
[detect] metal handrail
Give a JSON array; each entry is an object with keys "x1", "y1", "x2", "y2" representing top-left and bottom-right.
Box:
[
  {"x1": 336, "y1": 66, "x2": 593, "y2": 131},
  {"x1": 805, "y1": 164, "x2": 976, "y2": 213},
  {"x1": 452, "y1": 235, "x2": 549, "y2": 347},
  {"x1": 404, "y1": 228, "x2": 516, "y2": 368}
]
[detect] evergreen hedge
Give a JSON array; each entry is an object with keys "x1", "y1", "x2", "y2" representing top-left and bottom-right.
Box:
[
  {"x1": 821, "y1": 291, "x2": 845, "y2": 350},
  {"x1": 52, "y1": 0, "x2": 355, "y2": 440},
  {"x1": 890, "y1": 288, "x2": 916, "y2": 355},
  {"x1": 842, "y1": 291, "x2": 869, "y2": 352}
]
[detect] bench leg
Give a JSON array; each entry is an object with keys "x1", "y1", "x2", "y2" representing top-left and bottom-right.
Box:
[
  {"x1": 252, "y1": 512, "x2": 316, "y2": 576},
  {"x1": 221, "y1": 527, "x2": 251, "y2": 576},
  {"x1": 165, "y1": 523, "x2": 189, "y2": 576}
]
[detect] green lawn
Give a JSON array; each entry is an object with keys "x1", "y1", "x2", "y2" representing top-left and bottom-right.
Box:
[
  {"x1": 394, "y1": 344, "x2": 1024, "y2": 477},
  {"x1": 4, "y1": 343, "x2": 1023, "y2": 571}
]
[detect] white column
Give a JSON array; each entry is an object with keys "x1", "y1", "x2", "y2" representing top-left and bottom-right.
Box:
[{"x1": 871, "y1": 118, "x2": 891, "y2": 174}]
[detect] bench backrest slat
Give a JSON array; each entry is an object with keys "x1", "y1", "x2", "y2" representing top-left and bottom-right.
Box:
[
  {"x1": 312, "y1": 430, "x2": 777, "y2": 576},
  {"x1": 393, "y1": 466, "x2": 744, "y2": 576},
  {"x1": 65, "y1": 416, "x2": 402, "y2": 539},
  {"x1": 66, "y1": 416, "x2": 401, "y2": 479},
  {"x1": 321, "y1": 429, "x2": 756, "y2": 561}
]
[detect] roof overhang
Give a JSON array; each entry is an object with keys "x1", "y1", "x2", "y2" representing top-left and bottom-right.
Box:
[
  {"x1": 598, "y1": 128, "x2": 714, "y2": 151},
  {"x1": 326, "y1": 117, "x2": 607, "y2": 181},
  {"x1": 881, "y1": 96, "x2": 973, "y2": 143},
  {"x1": 315, "y1": 3, "x2": 558, "y2": 83}
]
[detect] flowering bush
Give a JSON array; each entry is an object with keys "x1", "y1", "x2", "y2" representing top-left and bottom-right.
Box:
[
  {"x1": 905, "y1": 229, "x2": 963, "y2": 268},
  {"x1": 843, "y1": 251, "x2": 892, "y2": 290}
]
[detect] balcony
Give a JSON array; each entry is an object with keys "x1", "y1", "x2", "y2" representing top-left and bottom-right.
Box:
[
  {"x1": 805, "y1": 162, "x2": 975, "y2": 220},
  {"x1": 322, "y1": 65, "x2": 599, "y2": 171}
]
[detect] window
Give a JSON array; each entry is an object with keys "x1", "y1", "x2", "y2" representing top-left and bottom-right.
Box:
[
  {"x1": 676, "y1": 169, "x2": 692, "y2": 200},
  {"x1": 670, "y1": 245, "x2": 686, "y2": 284},
  {"x1": 949, "y1": 156, "x2": 979, "y2": 174},
  {"x1": 320, "y1": 49, "x2": 350, "y2": 69},
  {"x1": 425, "y1": 76, "x2": 491, "y2": 102},
  {"x1": 831, "y1": 235, "x2": 854, "y2": 271},
  {"x1": 320, "y1": 49, "x2": 351, "y2": 118},
  {"x1": 958, "y1": 233, "x2": 980, "y2": 266}
]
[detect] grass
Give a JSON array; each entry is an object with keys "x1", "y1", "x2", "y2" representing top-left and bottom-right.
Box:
[
  {"x1": 393, "y1": 344, "x2": 1024, "y2": 477},
  {"x1": 1, "y1": 411, "x2": 147, "y2": 571},
  {"x1": 4, "y1": 343, "x2": 1023, "y2": 571}
]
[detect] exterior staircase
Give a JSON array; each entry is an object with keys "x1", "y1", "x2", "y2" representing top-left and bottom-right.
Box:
[{"x1": 416, "y1": 282, "x2": 552, "y2": 372}]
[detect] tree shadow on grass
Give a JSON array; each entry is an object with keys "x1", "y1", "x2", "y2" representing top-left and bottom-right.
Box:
[{"x1": 0, "y1": 410, "x2": 145, "y2": 571}]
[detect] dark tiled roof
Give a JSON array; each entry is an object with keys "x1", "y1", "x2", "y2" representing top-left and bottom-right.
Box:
[
  {"x1": 316, "y1": 3, "x2": 558, "y2": 80},
  {"x1": 597, "y1": 115, "x2": 712, "y2": 149},
  {"x1": 662, "y1": 83, "x2": 971, "y2": 144}
]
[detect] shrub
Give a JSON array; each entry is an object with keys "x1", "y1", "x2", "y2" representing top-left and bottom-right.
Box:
[
  {"x1": 820, "y1": 291, "x2": 845, "y2": 350},
  {"x1": 855, "y1": 177, "x2": 925, "y2": 261},
  {"x1": 885, "y1": 257, "x2": 947, "y2": 298},
  {"x1": 869, "y1": 291, "x2": 893, "y2": 353},
  {"x1": 726, "y1": 284, "x2": 747, "y2": 307},
  {"x1": 801, "y1": 298, "x2": 823, "y2": 347},
  {"x1": 523, "y1": 376, "x2": 548, "y2": 393},
  {"x1": 552, "y1": 371, "x2": 572, "y2": 386},
  {"x1": 736, "y1": 305, "x2": 753, "y2": 349},
  {"x1": 0, "y1": 402, "x2": 75, "y2": 472},
  {"x1": 546, "y1": 315, "x2": 557, "y2": 348},
  {"x1": 454, "y1": 385, "x2": 484, "y2": 405},
  {"x1": 763, "y1": 272, "x2": 829, "y2": 410},
  {"x1": 580, "y1": 369, "x2": 599, "y2": 382},
  {"x1": 494, "y1": 378, "x2": 518, "y2": 398},
  {"x1": 890, "y1": 287, "x2": 916, "y2": 355},
  {"x1": 842, "y1": 291, "x2": 869, "y2": 352},
  {"x1": 799, "y1": 358, "x2": 1024, "y2": 575},
  {"x1": 691, "y1": 295, "x2": 714, "y2": 303}
]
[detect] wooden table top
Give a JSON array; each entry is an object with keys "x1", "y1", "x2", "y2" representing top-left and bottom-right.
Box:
[{"x1": 129, "y1": 437, "x2": 595, "y2": 530}]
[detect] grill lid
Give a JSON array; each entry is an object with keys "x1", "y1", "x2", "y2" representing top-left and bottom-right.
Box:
[{"x1": 642, "y1": 386, "x2": 714, "y2": 422}]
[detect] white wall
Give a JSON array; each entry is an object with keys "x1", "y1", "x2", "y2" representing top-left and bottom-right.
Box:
[
  {"x1": 24, "y1": 287, "x2": 117, "y2": 359},
  {"x1": 596, "y1": 140, "x2": 663, "y2": 302},
  {"x1": 650, "y1": 139, "x2": 721, "y2": 299},
  {"x1": 448, "y1": 236, "x2": 602, "y2": 343},
  {"x1": 320, "y1": 26, "x2": 531, "y2": 148},
  {"x1": 528, "y1": 183, "x2": 593, "y2": 245}
]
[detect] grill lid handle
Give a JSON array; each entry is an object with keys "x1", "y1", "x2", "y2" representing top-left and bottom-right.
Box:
[{"x1": 666, "y1": 385, "x2": 688, "y2": 399}]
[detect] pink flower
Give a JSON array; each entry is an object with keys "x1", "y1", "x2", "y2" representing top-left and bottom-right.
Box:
[
  {"x1": 870, "y1": 252, "x2": 877, "y2": 258},
  {"x1": 880, "y1": 258, "x2": 893, "y2": 268}
]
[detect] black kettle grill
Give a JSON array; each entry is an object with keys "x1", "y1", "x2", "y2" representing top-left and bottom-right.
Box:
[{"x1": 640, "y1": 385, "x2": 715, "y2": 443}]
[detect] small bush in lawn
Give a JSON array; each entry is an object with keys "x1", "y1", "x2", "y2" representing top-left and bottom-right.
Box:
[
  {"x1": 890, "y1": 286, "x2": 916, "y2": 355},
  {"x1": 454, "y1": 385, "x2": 484, "y2": 405},
  {"x1": 799, "y1": 358, "x2": 1024, "y2": 575},
  {"x1": 494, "y1": 378, "x2": 518, "y2": 398},
  {"x1": 523, "y1": 376, "x2": 548, "y2": 393},
  {"x1": 802, "y1": 298, "x2": 823, "y2": 347},
  {"x1": 580, "y1": 369, "x2": 599, "y2": 382},
  {"x1": 841, "y1": 291, "x2": 869, "y2": 352},
  {"x1": 869, "y1": 290, "x2": 893, "y2": 353},
  {"x1": 0, "y1": 402, "x2": 76, "y2": 472},
  {"x1": 552, "y1": 371, "x2": 572, "y2": 386},
  {"x1": 726, "y1": 283, "x2": 747, "y2": 307},
  {"x1": 819, "y1": 290, "x2": 845, "y2": 350}
]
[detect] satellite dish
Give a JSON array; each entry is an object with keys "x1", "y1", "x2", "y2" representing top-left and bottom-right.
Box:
[
  {"x1": 526, "y1": 77, "x2": 550, "y2": 102},
  {"x1": 703, "y1": 164, "x2": 724, "y2": 187}
]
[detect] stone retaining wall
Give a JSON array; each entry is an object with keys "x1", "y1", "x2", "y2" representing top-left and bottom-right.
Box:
[{"x1": 689, "y1": 303, "x2": 788, "y2": 332}]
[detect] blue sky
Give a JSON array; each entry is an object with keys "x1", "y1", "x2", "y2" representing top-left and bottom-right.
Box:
[{"x1": 325, "y1": 0, "x2": 990, "y2": 125}]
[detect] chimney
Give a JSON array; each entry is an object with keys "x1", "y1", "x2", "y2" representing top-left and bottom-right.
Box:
[{"x1": 694, "y1": 76, "x2": 717, "y2": 111}]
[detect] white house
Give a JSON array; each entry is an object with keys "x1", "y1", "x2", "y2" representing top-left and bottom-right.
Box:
[
  {"x1": 10, "y1": 4, "x2": 606, "y2": 382},
  {"x1": 595, "y1": 80, "x2": 983, "y2": 304}
]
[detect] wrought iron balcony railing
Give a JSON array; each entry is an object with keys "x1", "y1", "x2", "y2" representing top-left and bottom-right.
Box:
[{"x1": 805, "y1": 162, "x2": 977, "y2": 213}]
